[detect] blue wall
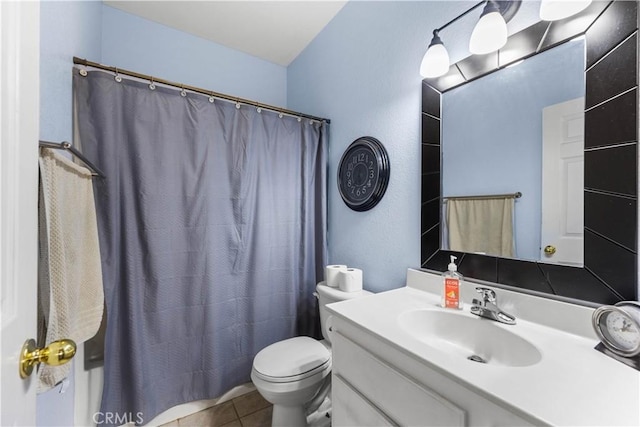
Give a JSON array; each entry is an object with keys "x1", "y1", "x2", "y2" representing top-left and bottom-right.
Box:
[
  {"x1": 286, "y1": 1, "x2": 479, "y2": 292},
  {"x1": 442, "y1": 40, "x2": 585, "y2": 261},
  {"x1": 38, "y1": 1, "x2": 103, "y2": 425},
  {"x1": 40, "y1": 0, "x2": 103, "y2": 142},
  {"x1": 101, "y1": 6, "x2": 287, "y2": 107},
  {"x1": 41, "y1": 3, "x2": 288, "y2": 146}
]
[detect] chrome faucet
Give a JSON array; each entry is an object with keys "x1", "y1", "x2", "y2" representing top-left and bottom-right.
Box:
[{"x1": 470, "y1": 287, "x2": 516, "y2": 325}]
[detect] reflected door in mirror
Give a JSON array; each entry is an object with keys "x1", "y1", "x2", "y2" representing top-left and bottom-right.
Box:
[{"x1": 541, "y1": 97, "x2": 584, "y2": 266}]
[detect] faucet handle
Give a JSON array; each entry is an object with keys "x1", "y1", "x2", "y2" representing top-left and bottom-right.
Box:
[{"x1": 475, "y1": 287, "x2": 496, "y2": 303}]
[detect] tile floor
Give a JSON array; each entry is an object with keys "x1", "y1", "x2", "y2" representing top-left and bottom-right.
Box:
[{"x1": 160, "y1": 390, "x2": 273, "y2": 427}]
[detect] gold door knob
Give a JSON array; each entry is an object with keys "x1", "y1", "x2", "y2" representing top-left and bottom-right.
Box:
[
  {"x1": 19, "y1": 338, "x2": 76, "y2": 379},
  {"x1": 544, "y1": 245, "x2": 557, "y2": 255}
]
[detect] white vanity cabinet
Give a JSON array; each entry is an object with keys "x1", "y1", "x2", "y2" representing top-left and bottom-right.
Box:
[
  {"x1": 327, "y1": 269, "x2": 640, "y2": 426},
  {"x1": 330, "y1": 317, "x2": 539, "y2": 427}
]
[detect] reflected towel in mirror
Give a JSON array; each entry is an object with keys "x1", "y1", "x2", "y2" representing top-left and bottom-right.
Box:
[{"x1": 446, "y1": 197, "x2": 515, "y2": 258}]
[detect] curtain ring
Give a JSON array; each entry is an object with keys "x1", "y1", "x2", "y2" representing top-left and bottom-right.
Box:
[
  {"x1": 235, "y1": 101, "x2": 241, "y2": 109},
  {"x1": 78, "y1": 67, "x2": 88, "y2": 77},
  {"x1": 209, "y1": 92, "x2": 215, "y2": 103},
  {"x1": 278, "y1": 112, "x2": 284, "y2": 119},
  {"x1": 180, "y1": 85, "x2": 187, "y2": 97},
  {"x1": 114, "y1": 67, "x2": 122, "y2": 83},
  {"x1": 149, "y1": 77, "x2": 156, "y2": 91},
  {"x1": 256, "y1": 106, "x2": 262, "y2": 113},
  {"x1": 297, "y1": 117, "x2": 302, "y2": 122}
]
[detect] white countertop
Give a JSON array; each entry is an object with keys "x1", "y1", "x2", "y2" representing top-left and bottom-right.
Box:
[{"x1": 327, "y1": 269, "x2": 640, "y2": 426}]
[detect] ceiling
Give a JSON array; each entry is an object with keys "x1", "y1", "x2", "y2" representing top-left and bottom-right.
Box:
[{"x1": 103, "y1": 1, "x2": 348, "y2": 66}]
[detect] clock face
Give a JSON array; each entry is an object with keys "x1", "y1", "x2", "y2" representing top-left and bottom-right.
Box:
[
  {"x1": 593, "y1": 302, "x2": 640, "y2": 357},
  {"x1": 342, "y1": 147, "x2": 379, "y2": 202},
  {"x1": 338, "y1": 137, "x2": 389, "y2": 211}
]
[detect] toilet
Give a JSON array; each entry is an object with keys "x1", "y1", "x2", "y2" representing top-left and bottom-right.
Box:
[{"x1": 251, "y1": 283, "x2": 371, "y2": 426}]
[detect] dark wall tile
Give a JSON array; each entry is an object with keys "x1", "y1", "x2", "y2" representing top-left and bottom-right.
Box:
[
  {"x1": 424, "y1": 67, "x2": 466, "y2": 93},
  {"x1": 585, "y1": 190, "x2": 637, "y2": 251},
  {"x1": 421, "y1": 198, "x2": 440, "y2": 233},
  {"x1": 422, "y1": 172, "x2": 440, "y2": 202},
  {"x1": 458, "y1": 254, "x2": 498, "y2": 283},
  {"x1": 499, "y1": 21, "x2": 549, "y2": 66},
  {"x1": 457, "y1": 52, "x2": 499, "y2": 81},
  {"x1": 421, "y1": 225, "x2": 441, "y2": 266},
  {"x1": 585, "y1": 143, "x2": 637, "y2": 196},
  {"x1": 584, "y1": 230, "x2": 637, "y2": 300},
  {"x1": 538, "y1": 263, "x2": 622, "y2": 304},
  {"x1": 424, "y1": 250, "x2": 464, "y2": 273},
  {"x1": 422, "y1": 114, "x2": 440, "y2": 145},
  {"x1": 422, "y1": 83, "x2": 441, "y2": 117},
  {"x1": 587, "y1": 0, "x2": 638, "y2": 68},
  {"x1": 585, "y1": 88, "x2": 638, "y2": 149},
  {"x1": 540, "y1": 1, "x2": 611, "y2": 51},
  {"x1": 586, "y1": 33, "x2": 637, "y2": 108},
  {"x1": 497, "y1": 259, "x2": 554, "y2": 294},
  {"x1": 422, "y1": 143, "x2": 440, "y2": 174}
]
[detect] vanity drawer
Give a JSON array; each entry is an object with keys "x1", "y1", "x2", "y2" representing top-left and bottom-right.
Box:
[
  {"x1": 332, "y1": 331, "x2": 466, "y2": 426},
  {"x1": 333, "y1": 375, "x2": 395, "y2": 426}
]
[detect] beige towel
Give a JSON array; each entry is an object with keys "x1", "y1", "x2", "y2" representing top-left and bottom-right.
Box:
[
  {"x1": 38, "y1": 148, "x2": 104, "y2": 392},
  {"x1": 447, "y1": 198, "x2": 514, "y2": 258}
]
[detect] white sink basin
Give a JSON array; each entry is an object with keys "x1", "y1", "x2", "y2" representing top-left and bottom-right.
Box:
[{"x1": 398, "y1": 309, "x2": 542, "y2": 367}]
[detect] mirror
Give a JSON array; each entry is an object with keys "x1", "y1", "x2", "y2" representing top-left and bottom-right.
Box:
[
  {"x1": 441, "y1": 38, "x2": 585, "y2": 264},
  {"x1": 421, "y1": 0, "x2": 638, "y2": 305}
]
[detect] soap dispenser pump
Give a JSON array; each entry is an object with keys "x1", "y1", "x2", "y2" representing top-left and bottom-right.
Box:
[{"x1": 441, "y1": 256, "x2": 463, "y2": 309}]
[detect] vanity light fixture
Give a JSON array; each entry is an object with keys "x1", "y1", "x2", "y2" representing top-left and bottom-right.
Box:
[
  {"x1": 539, "y1": 0, "x2": 592, "y2": 21},
  {"x1": 420, "y1": 30, "x2": 450, "y2": 78},
  {"x1": 420, "y1": 0, "x2": 594, "y2": 78},
  {"x1": 419, "y1": 0, "x2": 519, "y2": 79},
  {"x1": 469, "y1": 1, "x2": 508, "y2": 55}
]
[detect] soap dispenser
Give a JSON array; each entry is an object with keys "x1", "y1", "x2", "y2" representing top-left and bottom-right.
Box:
[{"x1": 441, "y1": 256, "x2": 463, "y2": 309}]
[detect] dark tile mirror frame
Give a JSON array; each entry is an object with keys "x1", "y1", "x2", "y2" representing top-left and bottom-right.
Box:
[{"x1": 421, "y1": 0, "x2": 638, "y2": 305}]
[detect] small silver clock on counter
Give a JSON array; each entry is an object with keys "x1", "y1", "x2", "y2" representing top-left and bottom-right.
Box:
[{"x1": 592, "y1": 301, "x2": 640, "y2": 370}]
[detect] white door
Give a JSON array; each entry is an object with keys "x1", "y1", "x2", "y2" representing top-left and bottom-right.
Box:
[
  {"x1": 541, "y1": 97, "x2": 584, "y2": 266},
  {"x1": 0, "y1": 1, "x2": 40, "y2": 425}
]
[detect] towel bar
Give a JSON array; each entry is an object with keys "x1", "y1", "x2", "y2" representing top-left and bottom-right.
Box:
[{"x1": 39, "y1": 140, "x2": 105, "y2": 178}]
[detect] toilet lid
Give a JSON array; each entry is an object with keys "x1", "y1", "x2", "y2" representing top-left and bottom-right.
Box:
[{"x1": 253, "y1": 336, "x2": 330, "y2": 381}]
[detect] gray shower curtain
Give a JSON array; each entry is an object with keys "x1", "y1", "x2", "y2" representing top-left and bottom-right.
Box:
[{"x1": 73, "y1": 70, "x2": 327, "y2": 425}]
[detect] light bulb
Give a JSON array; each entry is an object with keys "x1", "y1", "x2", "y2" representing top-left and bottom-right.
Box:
[
  {"x1": 469, "y1": 2, "x2": 508, "y2": 55},
  {"x1": 420, "y1": 32, "x2": 450, "y2": 78},
  {"x1": 540, "y1": 0, "x2": 592, "y2": 21}
]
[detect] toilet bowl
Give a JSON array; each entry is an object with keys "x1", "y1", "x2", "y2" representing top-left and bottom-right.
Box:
[{"x1": 250, "y1": 283, "x2": 371, "y2": 427}]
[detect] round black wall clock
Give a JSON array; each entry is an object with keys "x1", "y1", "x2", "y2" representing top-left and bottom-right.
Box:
[{"x1": 337, "y1": 136, "x2": 390, "y2": 211}]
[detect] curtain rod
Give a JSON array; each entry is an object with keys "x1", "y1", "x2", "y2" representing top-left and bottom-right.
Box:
[
  {"x1": 443, "y1": 191, "x2": 522, "y2": 202},
  {"x1": 73, "y1": 57, "x2": 331, "y2": 124}
]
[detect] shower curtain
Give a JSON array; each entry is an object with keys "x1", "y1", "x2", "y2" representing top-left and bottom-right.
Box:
[{"x1": 73, "y1": 70, "x2": 327, "y2": 425}]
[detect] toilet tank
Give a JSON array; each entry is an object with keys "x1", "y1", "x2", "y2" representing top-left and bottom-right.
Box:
[{"x1": 316, "y1": 283, "x2": 371, "y2": 343}]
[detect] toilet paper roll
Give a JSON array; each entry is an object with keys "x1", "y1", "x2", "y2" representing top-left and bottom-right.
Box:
[
  {"x1": 325, "y1": 265, "x2": 347, "y2": 288},
  {"x1": 338, "y1": 268, "x2": 363, "y2": 293}
]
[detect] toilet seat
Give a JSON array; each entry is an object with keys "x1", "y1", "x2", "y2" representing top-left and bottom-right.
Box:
[{"x1": 253, "y1": 336, "x2": 331, "y2": 383}]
